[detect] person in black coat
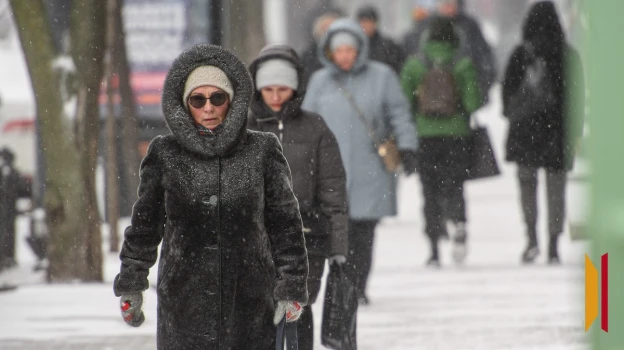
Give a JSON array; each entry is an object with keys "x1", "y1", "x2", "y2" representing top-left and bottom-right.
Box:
[
  {"x1": 248, "y1": 44, "x2": 348, "y2": 350},
  {"x1": 356, "y1": 5, "x2": 406, "y2": 74},
  {"x1": 502, "y1": 1, "x2": 585, "y2": 264},
  {"x1": 403, "y1": 0, "x2": 496, "y2": 104},
  {"x1": 0, "y1": 148, "x2": 31, "y2": 270},
  {"x1": 300, "y1": 12, "x2": 342, "y2": 84},
  {"x1": 113, "y1": 44, "x2": 309, "y2": 349}
]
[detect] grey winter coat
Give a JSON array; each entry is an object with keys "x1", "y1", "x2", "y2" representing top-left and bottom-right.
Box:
[
  {"x1": 113, "y1": 44, "x2": 309, "y2": 350},
  {"x1": 302, "y1": 19, "x2": 418, "y2": 220},
  {"x1": 248, "y1": 44, "x2": 348, "y2": 258}
]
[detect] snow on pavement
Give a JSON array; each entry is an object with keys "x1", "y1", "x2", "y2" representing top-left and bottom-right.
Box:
[{"x1": 0, "y1": 88, "x2": 591, "y2": 349}]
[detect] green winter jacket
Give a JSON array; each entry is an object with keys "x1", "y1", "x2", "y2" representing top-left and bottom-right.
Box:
[{"x1": 401, "y1": 42, "x2": 482, "y2": 138}]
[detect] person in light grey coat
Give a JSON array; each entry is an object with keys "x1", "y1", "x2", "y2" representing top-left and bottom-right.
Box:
[{"x1": 302, "y1": 18, "x2": 418, "y2": 304}]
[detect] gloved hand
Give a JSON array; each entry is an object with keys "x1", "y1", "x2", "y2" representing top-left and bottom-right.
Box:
[
  {"x1": 399, "y1": 150, "x2": 418, "y2": 175},
  {"x1": 328, "y1": 255, "x2": 347, "y2": 265},
  {"x1": 273, "y1": 300, "x2": 304, "y2": 325},
  {"x1": 120, "y1": 292, "x2": 145, "y2": 327}
]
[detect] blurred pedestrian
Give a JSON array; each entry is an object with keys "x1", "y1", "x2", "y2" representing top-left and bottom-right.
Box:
[
  {"x1": 502, "y1": 1, "x2": 584, "y2": 264},
  {"x1": 0, "y1": 147, "x2": 31, "y2": 271},
  {"x1": 356, "y1": 5, "x2": 406, "y2": 74},
  {"x1": 248, "y1": 44, "x2": 349, "y2": 350},
  {"x1": 401, "y1": 17, "x2": 482, "y2": 267},
  {"x1": 402, "y1": 0, "x2": 435, "y2": 52},
  {"x1": 300, "y1": 12, "x2": 341, "y2": 83},
  {"x1": 303, "y1": 18, "x2": 418, "y2": 305},
  {"x1": 403, "y1": 0, "x2": 496, "y2": 105},
  {"x1": 113, "y1": 44, "x2": 309, "y2": 349}
]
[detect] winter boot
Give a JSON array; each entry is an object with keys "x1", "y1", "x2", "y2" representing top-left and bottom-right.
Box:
[
  {"x1": 451, "y1": 222, "x2": 468, "y2": 265},
  {"x1": 426, "y1": 238, "x2": 441, "y2": 268},
  {"x1": 547, "y1": 234, "x2": 561, "y2": 265},
  {"x1": 521, "y1": 245, "x2": 540, "y2": 264},
  {"x1": 521, "y1": 227, "x2": 539, "y2": 264}
]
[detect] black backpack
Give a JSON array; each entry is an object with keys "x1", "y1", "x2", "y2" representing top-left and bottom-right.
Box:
[
  {"x1": 505, "y1": 43, "x2": 557, "y2": 121},
  {"x1": 416, "y1": 54, "x2": 461, "y2": 118}
]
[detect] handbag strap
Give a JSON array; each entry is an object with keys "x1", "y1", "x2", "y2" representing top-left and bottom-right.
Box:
[
  {"x1": 333, "y1": 77, "x2": 381, "y2": 147},
  {"x1": 276, "y1": 318, "x2": 299, "y2": 350}
]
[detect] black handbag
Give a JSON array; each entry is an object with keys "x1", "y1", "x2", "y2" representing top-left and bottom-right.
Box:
[
  {"x1": 467, "y1": 120, "x2": 500, "y2": 180},
  {"x1": 321, "y1": 262, "x2": 358, "y2": 350}
]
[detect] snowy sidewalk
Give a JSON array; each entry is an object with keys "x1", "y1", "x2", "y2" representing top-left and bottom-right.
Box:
[{"x1": 0, "y1": 89, "x2": 591, "y2": 349}]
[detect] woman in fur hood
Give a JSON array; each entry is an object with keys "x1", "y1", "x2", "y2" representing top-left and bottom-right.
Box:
[{"x1": 113, "y1": 44, "x2": 309, "y2": 349}]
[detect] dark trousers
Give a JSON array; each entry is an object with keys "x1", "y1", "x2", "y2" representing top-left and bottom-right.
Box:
[
  {"x1": 417, "y1": 137, "x2": 471, "y2": 241},
  {"x1": 0, "y1": 216, "x2": 17, "y2": 268},
  {"x1": 297, "y1": 255, "x2": 325, "y2": 350},
  {"x1": 518, "y1": 166, "x2": 567, "y2": 241},
  {"x1": 344, "y1": 219, "x2": 378, "y2": 296},
  {"x1": 420, "y1": 173, "x2": 466, "y2": 240}
]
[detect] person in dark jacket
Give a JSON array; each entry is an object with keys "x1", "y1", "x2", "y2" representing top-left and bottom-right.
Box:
[
  {"x1": 300, "y1": 12, "x2": 342, "y2": 84},
  {"x1": 303, "y1": 18, "x2": 418, "y2": 305},
  {"x1": 401, "y1": 17, "x2": 482, "y2": 267},
  {"x1": 248, "y1": 44, "x2": 348, "y2": 350},
  {"x1": 0, "y1": 148, "x2": 31, "y2": 271},
  {"x1": 502, "y1": 1, "x2": 584, "y2": 265},
  {"x1": 356, "y1": 5, "x2": 406, "y2": 74},
  {"x1": 113, "y1": 44, "x2": 309, "y2": 349},
  {"x1": 403, "y1": 0, "x2": 496, "y2": 105}
]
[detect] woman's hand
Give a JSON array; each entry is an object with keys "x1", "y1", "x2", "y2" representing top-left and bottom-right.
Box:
[
  {"x1": 273, "y1": 301, "x2": 304, "y2": 325},
  {"x1": 120, "y1": 292, "x2": 145, "y2": 327}
]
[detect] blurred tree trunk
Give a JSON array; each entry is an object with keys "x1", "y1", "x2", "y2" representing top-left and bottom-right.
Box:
[
  {"x1": 70, "y1": 0, "x2": 106, "y2": 281},
  {"x1": 223, "y1": 0, "x2": 266, "y2": 64},
  {"x1": 106, "y1": 0, "x2": 121, "y2": 253},
  {"x1": 10, "y1": 0, "x2": 85, "y2": 281},
  {"x1": 113, "y1": 0, "x2": 141, "y2": 217},
  {"x1": 10, "y1": 0, "x2": 105, "y2": 281}
]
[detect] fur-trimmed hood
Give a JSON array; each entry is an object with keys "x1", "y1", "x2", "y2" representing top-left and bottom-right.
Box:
[
  {"x1": 248, "y1": 44, "x2": 306, "y2": 122},
  {"x1": 161, "y1": 44, "x2": 254, "y2": 158},
  {"x1": 318, "y1": 18, "x2": 370, "y2": 75}
]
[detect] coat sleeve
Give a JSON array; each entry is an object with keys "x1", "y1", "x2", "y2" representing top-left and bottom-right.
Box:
[
  {"x1": 565, "y1": 46, "x2": 585, "y2": 145},
  {"x1": 263, "y1": 134, "x2": 309, "y2": 304},
  {"x1": 113, "y1": 136, "x2": 166, "y2": 296},
  {"x1": 316, "y1": 123, "x2": 349, "y2": 257},
  {"x1": 456, "y1": 58, "x2": 483, "y2": 115},
  {"x1": 502, "y1": 47, "x2": 527, "y2": 117},
  {"x1": 400, "y1": 57, "x2": 424, "y2": 115},
  {"x1": 383, "y1": 68, "x2": 418, "y2": 151}
]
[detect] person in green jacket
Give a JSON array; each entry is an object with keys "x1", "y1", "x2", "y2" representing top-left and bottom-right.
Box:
[{"x1": 401, "y1": 17, "x2": 482, "y2": 267}]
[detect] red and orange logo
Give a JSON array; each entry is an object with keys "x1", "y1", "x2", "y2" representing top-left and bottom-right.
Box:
[{"x1": 585, "y1": 253, "x2": 608, "y2": 332}]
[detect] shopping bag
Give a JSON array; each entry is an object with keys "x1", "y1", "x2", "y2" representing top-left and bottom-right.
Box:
[
  {"x1": 467, "y1": 126, "x2": 500, "y2": 180},
  {"x1": 321, "y1": 262, "x2": 358, "y2": 350},
  {"x1": 275, "y1": 317, "x2": 298, "y2": 350}
]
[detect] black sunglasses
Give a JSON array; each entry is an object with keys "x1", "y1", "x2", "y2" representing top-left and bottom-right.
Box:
[{"x1": 188, "y1": 92, "x2": 229, "y2": 109}]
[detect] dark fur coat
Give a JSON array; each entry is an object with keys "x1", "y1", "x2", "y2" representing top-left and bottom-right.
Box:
[{"x1": 113, "y1": 44, "x2": 309, "y2": 350}]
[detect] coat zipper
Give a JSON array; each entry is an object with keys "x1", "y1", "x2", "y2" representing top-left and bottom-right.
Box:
[{"x1": 278, "y1": 119, "x2": 284, "y2": 143}]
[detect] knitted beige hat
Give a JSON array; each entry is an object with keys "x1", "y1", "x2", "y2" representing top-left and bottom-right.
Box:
[{"x1": 183, "y1": 65, "x2": 234, "y2": 110}]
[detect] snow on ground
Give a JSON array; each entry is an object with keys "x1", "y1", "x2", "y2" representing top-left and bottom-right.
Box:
[{"x1": 0, "y1": 87, "x2": 591, "y2": 349}]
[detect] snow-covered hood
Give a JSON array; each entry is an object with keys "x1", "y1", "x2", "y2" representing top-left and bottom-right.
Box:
[
  {"x1": 161, "y1": 44, "x2": 253, "y2": 158},
  {"x1": 318, "y1": 18, "x2": 370, "y2": 74}
]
